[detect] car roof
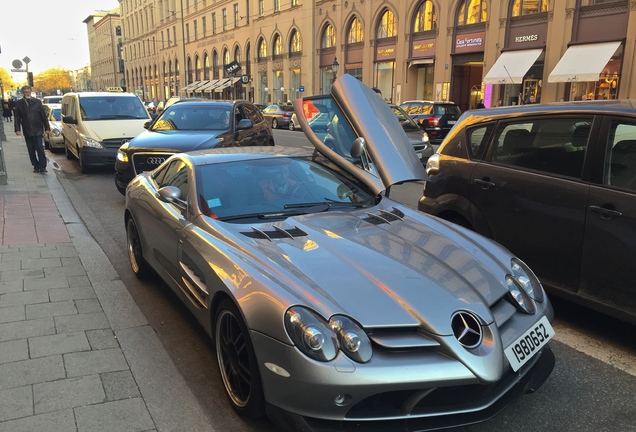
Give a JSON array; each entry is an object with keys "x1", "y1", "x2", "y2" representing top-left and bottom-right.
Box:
[
  {"x1": 401, "y1": 100, "x2": 458, "y2": 105},
  {"x1": 461, "y1": 99, "x2": 636, "y2": 117},
  {"x1": 64, "y1": 92, "x2": 140, "y2": 98},
  {"x1": 181, "y1": 145, "x2": 312, "y2": 166}
]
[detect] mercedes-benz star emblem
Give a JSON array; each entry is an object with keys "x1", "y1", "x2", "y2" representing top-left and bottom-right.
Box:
[{"x1": 451, "y1": 312, "x2": 483, "y2": 349}]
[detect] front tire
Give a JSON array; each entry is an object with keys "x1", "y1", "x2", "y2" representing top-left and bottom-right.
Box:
[
  {"x1": 65, "y1": 139, "x2": 74, "y2": 160},
  {"x1": 78, "y1": 147, "x2": 90, "y2": 174},
  {"x1": 215, "y1": 299, "x2": 265, "y2": 418},
  {"x1": 288, "y1": 121, "x2": 295, "y2": 131},
  {"x1": 272, "y1": 118, "x2": 278, "y2": 129},
  {"x1": 126, "y1": 217, "x2": 151, "y2": 279}
]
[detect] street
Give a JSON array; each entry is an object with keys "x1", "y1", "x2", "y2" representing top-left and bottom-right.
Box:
[{"x1": 48, "y1": 128, "x2": 636, "y2": 432}]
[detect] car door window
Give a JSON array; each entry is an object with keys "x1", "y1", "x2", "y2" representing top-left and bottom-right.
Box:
[
  {"x1": 606, "y1": 121, "x2": 636, "y2": 191},
  {"x1": 491, "y1": 118, "x2": 591, "y2": 178},
  {"x1": 467, "y1": 124, "x2": 495, "y2": 160}
]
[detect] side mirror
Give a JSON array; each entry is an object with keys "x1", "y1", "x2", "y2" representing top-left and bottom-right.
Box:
[
  {"x1": 62, "y1": 115, "x2": 78, "y2": 125},
  {"x1": 237, "y1": 118, "x2": 253, "y2": 130},
  {"x1": 156, "y1": 186, "x2": 182, "y2": 203},
  {"x1": 143, "y1": 120, "x2": 152, "y2": 129},
  {"x1": 350, "y1": 137, "x2": 366, "y2": 159},
  {"x1": 425, "y1": 154, "x2": 440, "y2": 176}
]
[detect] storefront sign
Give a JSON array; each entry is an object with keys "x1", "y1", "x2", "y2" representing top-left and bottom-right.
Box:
[
  {"x1": 375, "y1": 45, "x2": 396, "y2": 61},
  {"x1": 454, "y1": 32, "x2": 485, "y2": 53},
  {"x1": 515, "y1": 34, "x2": 539, "y2": 43},
  {"x1": 411, "y1": 39, "x2": 436, "y2": 57}
]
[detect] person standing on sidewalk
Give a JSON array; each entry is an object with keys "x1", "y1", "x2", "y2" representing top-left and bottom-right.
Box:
[{"x1": 14, "y1": 85, "x2": 50, "y2": 173}]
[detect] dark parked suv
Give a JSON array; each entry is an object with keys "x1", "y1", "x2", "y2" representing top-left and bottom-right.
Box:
[
  {"x1": 418, "y1": 100, "x2": 636, "y2": 324},
  {"x1": 400, "y1": 100, "x2": 461, "y2": 144},
  {"x1": 115, "y1": 99, "x2": 274, "y2": 194}
]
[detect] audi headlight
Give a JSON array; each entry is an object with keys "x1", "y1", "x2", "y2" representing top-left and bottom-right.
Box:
[
  {"x1": 285, "y1": 307, "x2": 338, "y2": 362},
  {"x1": 329, "y1": 315, "x2": 372, "y2": 363},
  {"x1": 511, "y1": 258, "x2": 544, "y2": 302},
  {"x1": 505, "y1": 275, "x2": 536, "y2": 314},
  {"x1": 82, "y1": 136, "x2": 104, "y2": 148},
  {"x1": 117, "y1": 142, "x2": 130, "y2": 162}
]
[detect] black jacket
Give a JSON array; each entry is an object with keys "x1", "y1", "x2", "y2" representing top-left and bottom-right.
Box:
[{"x1": 14, "y1": 97, "x2": 50, "y2": 137}]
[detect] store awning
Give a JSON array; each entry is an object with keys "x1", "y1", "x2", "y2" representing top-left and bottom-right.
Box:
[
  {"x1": 197, "y1": 79, "x2": 220, "y2": 91},
  {"x1": 408, "y1": 58, "x2": 434, "y2": 68},
  {"x1": 181, "y1": 81, "x2": 202, "y2": 91},
  {"x1": 483, "y1": 49, "x2": 543, "y2": 84},
  {"x1": 548, "y1": 41, "x2": 621, "y2": 83},
  {"x1": 214, "y1": 77, "x2": 240, "y2": 92},
  {"x1": 189, "y1": 80, "x2": 211, "y2": 92}
]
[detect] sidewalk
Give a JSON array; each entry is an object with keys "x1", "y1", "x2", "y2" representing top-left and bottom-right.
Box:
[{"x1": 0, "y1": 127, "x2": 214, "y2": 431}]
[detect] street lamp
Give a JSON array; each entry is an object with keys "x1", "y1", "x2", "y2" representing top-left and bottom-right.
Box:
[
  {"x1": 264, "y1": 86, "x2": 269, "y2": 104},
  {"x1": 332, "y1": 57, "x2": 339, "y2": 83},
  {"x1": 280, "y1": 86, "x2": 285, "y2": 103}
]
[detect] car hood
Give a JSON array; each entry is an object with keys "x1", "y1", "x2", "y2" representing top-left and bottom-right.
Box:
[
  {"x1": 223, "y1": 203, "x2": 509, "y2": 336},
  {"x1": 128, "y1": 130, "x2": 225, "y2": 152},
  {"x1": 82, "y1": 119, "x2": 149, "y2": 141},
  {"x1": 294, "y1": 75, "x2": 428, "y2": 195}
]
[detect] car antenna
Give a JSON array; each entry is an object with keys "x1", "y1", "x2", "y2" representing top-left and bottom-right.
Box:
[{"x1": 503, "y1": 65, "x2": 523, "y2": 105}]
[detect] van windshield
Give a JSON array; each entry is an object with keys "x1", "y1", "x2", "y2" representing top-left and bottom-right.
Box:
[{"x1": 78, "y1": 96, "x2": 149, "y2": 121}]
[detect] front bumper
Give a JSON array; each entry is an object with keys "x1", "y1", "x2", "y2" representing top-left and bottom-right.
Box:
[
  {"x1": 254, "y1": 331, "x2": 555, "y2": 431},
  {"x1": 79, "y1": 147, "x2": 117, "y2": 168},
  {"x1": 47, "y1": 134, "x2": 65, "y2": 149}
]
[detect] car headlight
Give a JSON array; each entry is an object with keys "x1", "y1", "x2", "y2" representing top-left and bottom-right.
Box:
[
  {"x1": 511, "y1": 258, "x2": 544, "y2": 302},
  {"x1": 285, "y1": 307, "x2": 338, "y2": 362},
  {"x1": 51, "y1": 128, "x2": 61, "y2": 137},
  {"x1": 82, "y1": 136, "x2": 104, "y2": 148},
  {"x1": 505, "y1": 275, "x2": 536, "y2": 314},
  {"x1": 329, "y1": 315, "x2": 372, "y2": 363},
  {"x1": 285, "y1": 307, "x2": 372, "y2": 363},
  {"x1": 421, "y1": 132, "x2": 430, "y2": 143},
  {"x1": 117, "y1": 142, "x2": 130, "y2": 162}
]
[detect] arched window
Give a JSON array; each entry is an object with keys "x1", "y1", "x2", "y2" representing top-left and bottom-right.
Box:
[
  {"x1": 245, "y1": 43, "x2": 251, "y2": 75},
  {"x1": 234, "y1": 46, "x2": 241, "y2": 63},
  {"x1": 321, "y1": 23, "x2": 336, "y2": 48},
  {"x1": 273, "y1": 34, "x2": 283, "y2": 56},
  {"x1": 457, "y1": 0, "x2": 488, "y2": 25},
  {"x1": 290, "y1": 30, "x2": 302, "y2": 53},
  {"x1": 187, "y1": 56, "x2": 193, "y2": 83},
  {"x1": 223, "y1": 48, "x2": 230, "y2": 66},
  {"x1": 377, "y1": 9, "x2": 397, "y2": 39},
  {"x1": 347, "y1": 17, "x2": 363, "y2": 44},
  {"x1": 258, "y1": 38, "x2": 267, "y2": 60},
  {"x1": 195, "y1": 55, "x2": 201, "y2": 81},
  {"x1": 512, "y1": 0, "x2": 548, "y2": 16},
  {"x1": 413, "y1": 1, "x2": 437, "y2": 32},
  {"x1": 213, "y1": 50, "x2": 219, "y2": 79},
  {"x1": 203, "y1": 53, "x2": 210, "y2": 80}
]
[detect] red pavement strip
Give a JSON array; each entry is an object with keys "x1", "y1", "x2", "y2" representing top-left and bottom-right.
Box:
[{"x1": 0, "y1": 194, "x2": 71, "y2": 244}]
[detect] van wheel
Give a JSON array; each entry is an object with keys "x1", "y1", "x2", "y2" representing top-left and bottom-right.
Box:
[{"x1": 78, "y1": 148, "x2": 90, "y2": 174}]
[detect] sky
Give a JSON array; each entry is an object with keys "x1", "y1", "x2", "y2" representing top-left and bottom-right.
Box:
[{"x1": 0, "y1": 0, "x2": 121, "y2": 78}]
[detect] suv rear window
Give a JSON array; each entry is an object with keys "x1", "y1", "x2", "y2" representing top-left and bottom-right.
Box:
[{"x1": 433, "y1": 104, "x2": 461, "y2": 116}]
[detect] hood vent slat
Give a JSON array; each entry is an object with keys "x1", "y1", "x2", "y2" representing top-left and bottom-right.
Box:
[
  {"x1": 242, "y1": 225, "x2": 308, "y2": 240},
  {"x1": 364, "y1": 207, "x2": 406, "y2": 225}
]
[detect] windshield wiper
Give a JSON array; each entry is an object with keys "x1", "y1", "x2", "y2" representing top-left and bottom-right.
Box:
[
  {"x1": 99, "y1": 115, "x2": 141, "y2": 119},
  {"x1": 284, "y1": 201, "x2": 367, "y2": 209},
  {"x1": 217, "y1": 209, "x2": 318, "y2": 221}
]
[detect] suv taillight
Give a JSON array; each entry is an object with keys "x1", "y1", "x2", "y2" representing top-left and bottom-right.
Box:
[{"x1": 427, "y1": 116, "x2": 439, "y2": 127}]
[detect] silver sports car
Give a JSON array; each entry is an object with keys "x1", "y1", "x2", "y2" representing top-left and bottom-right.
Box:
[{"x1": 124, "y1": 74, "x2": 555, "y2": 431}]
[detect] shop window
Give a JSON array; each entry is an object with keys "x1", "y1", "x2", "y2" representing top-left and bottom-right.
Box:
[
  {"x1": 457, "y1": 0, "x2": 487, "y2": 26},
  {"x1": 413, "y1": 1, "x2": 437, "y2": 32}
]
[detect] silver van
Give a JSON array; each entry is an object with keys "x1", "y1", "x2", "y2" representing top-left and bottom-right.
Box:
[{"x1": 61, "y1": 91, "x2": 151, "y2": 173}]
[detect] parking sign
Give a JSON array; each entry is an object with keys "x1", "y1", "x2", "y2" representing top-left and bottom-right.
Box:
[{"x1": 299, "y1": 86, "x2": 305, "y2": 93}]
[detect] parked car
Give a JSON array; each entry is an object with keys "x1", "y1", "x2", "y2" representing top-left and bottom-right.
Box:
[
  {"x1": 61, "y1": 91, "x2": 151, "y2": 173},
  {"x1": 115, "y1": 99, "x2": 274, "y2": 194},
  {"x1": 124, "y1": 74, "x2": 554, "y2": 431},
  {"x1": 43, "y1": 95, "x2": 63, "y2": 105},
  {"x1": 400, "y1": 100, "x2": 461, "y2": 144},
  {"x1": 262, "y1": 104, "x2": 294, "y2": 129},
  {"x1": 42, "y1": 103, "x2": 64, "y2": 152},
  {"x1": 289, "y1": 112, "x2": 301, "y2": 131},
  {"x1": 419, "y1": 100, "x2": 636, "y2": 324},
  {"x1": 255, "y1": 103, "x2": 267, "y2": 112},
  {"x1": 389, "y1": 104, "x2": 434, "y2": 162}
]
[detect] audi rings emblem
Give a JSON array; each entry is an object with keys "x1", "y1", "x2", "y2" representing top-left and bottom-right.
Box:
[
  {"x1": 147, "y1": 156, "x2": 167, "y2": 165},
  {"x1": 451, "y1": 311, "x2": 483, "y2": 349}
]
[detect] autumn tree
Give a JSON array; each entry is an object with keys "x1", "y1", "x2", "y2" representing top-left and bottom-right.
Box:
[
  {"x1": 0, "y1": 68, "x2": 15, "y2": 98},
  {"x1": 33, "y1": 68, "x2": 72, "y2": 95}
]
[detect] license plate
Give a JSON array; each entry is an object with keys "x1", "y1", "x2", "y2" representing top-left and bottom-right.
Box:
[
  {"x1": 447, "y1": 120, "x2": 457, "y2": 124},
  {"x1": 504, "y1": 316, "x2": 554, "y2": 372}
]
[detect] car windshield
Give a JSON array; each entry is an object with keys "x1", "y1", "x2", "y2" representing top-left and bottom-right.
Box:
[
  {"x1": 151, "y1": 104, "x2": 232, "y2": 131},
  {"x1": 79, "y1": 96, "x2": 149, "y2": 120},
  {"x1": 51, "y1": 108, "x2": 61, "y2": 121},
  {"x1": 196, "y1": 157, "x2": 375, "y2": 221},
  {"x1": 391, "y1": 105, "x2": 421, "y2": 132}
]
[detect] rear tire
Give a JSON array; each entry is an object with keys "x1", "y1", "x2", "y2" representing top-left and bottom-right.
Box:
[
  {"x1": 272, "y1": 118, "x2": 278, "y2": 129},
  {"x1": 215, "y1": 299, "x2": 265, "y2": 418},
  {"x1": 126, "y1": 217, "x2": 151, "y2": 279},
  {"x1": 288, "y1": 122, "x2": 295, "y2": 131}
]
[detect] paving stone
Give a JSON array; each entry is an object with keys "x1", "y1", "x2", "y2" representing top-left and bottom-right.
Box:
[
  {"x1": 0, "y1": 290, "x2": 49, "y2": 307},
  {"x1": 64, "y1": 348, "x2": 128, "y2": 377},
  {"x1": 49, "y1": 287, "x2": 97, "y2": 302},
  {"x1": 55, "y1": 312, "x2": 109, "y2": 333},
  {"x1": 0, "y1": 280, "x2": 23, "y2": 294},
  {"x1": 0, "y1": 340, "x2": 29, "y2": 364},
  {"x1": 0, "y1": 268, "x2": 44, "y2": 282},
  {"x1": 43, "y1": 265, "x2": 86, "y2": 278},
  {"x1": 0, "y1": 355, "x2": 65, "y2": 390},
  {"x1": 75, "y1": 299, "x2": 103, "y2": 314},
  {"x1": 29, "y1": 331, "x2": 91, "y2": 358},
  {"x1": 23, "y1": 276, "x2": 69, "y2": 291},
  {"x1": 40, "y1": 246, "x2": 78, "y2": 259},
  {"x1": 67, "y1": 275, "x2": 91, "y2": 287},
  {"x1": 101, "y1": 370, "x2": 141, "y2": 401},
  {"x1": 0, "y1": 305, "x2": 25, "y2": 324},
  {"x1": 0, "y1": 249, "x2": 41, "y2": 262},
  {"x1": 61, "y1": 257, "x2": 82, "y2": 267},
  {"x1": 26, "y1": 300, "x2": 77, "y2": 320},
  {"x1": 0, "y1": 261, "x2": 21, "y2": 272},
  {"x1": 16, "y1": 244, "x2": 47, "y2": 251},
  {"x1": 20, "y1": 258, "x2": 62, "y2": 270},
  {"x1": 85, "y1": 329, "x2": 119, "y2": 350},
  {"x1": 74, "y1": 398, "x2": 154, "y2": 432},
  {"x1": 33, "y1": 374, "x2": 106, "y2": 414},
  {"x1": 0, "y1": 318, "x2": 55, "y2": 343},
  {"x1": 0, "y1": 409, "x2": 76, "y2": 432},
  {"x1": 0, "y1": 385, "x2": 33, "y2": 422}
]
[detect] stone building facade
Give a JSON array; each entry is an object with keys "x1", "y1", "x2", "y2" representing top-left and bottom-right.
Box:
[{"x1": 84, "y1": 9, "x2": 125, "y2": 92}]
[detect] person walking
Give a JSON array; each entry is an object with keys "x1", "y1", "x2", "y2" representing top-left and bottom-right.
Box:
[
  {"x1": 2, "y1": 99, "x2": 12, "y2": 122},
  {"x1": 14, "y1": 85, "x2": 50, "y2": 173}
]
